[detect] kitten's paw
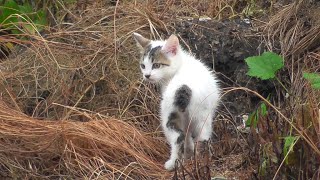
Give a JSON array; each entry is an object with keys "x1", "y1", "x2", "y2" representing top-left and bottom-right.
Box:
[{"x1": 164, "y1": 159, "x2": 176, "y2": 171}]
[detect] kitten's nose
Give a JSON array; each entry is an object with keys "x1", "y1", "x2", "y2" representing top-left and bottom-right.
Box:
[{"x1": 145, "y1": 74, "x2": 151, "y2": 79}]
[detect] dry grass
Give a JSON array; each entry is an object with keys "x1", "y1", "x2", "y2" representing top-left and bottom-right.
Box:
[
  {"x1": 0, "y1": 0, "x2": 319, "y2": 179},
  {"x1": 0, "y1": 100, "x2": 170, "y2": 179}
]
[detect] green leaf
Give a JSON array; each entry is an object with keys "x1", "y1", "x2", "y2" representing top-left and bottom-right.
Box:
[
  {"x1": 0, "y1": 0, "x2": 20, "y2": 18},
  {"x1": 22, "y1": 23, "x2": 35, "y2": 34},
  {"x1": 246, "y1": 110, "x2": 257, "y2": 128},
  {"x1": 260, "y1": 102, "x2": 267, "y2": 116},
  {"x1": 283, "y1": 136, "x2": 299, "y2": 164},
  {"x1": 11, "y1": 28, "x2": 22, "y2": 35},
  {"x1": 246, "y1": 102, "x2": 268, "y2": 128},
  {"x1": 303, "y1": 72, "x2": 320, "y2": 89},
  {"x1": 0, "y1": 0, "x2": 48, "y2": 34},
  {"x1": 245, "y1": 52, "x2": 284, "y2": 80},
  {"x1": 35, "y1": 10, "x2": 47, "y2": 26},
  {"x1": 18, "y1": 3, "x2": 33, "y2": 14},
  {"x1": 2, "y1": 0, "x2": 20, "y2": 15},
  {"x1": 0, "y1": 0, "x2": 20, "y2": 28}
]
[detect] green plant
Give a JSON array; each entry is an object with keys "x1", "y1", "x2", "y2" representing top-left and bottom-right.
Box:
[
  {"x1": 245, "y1": 51, "x2": 320, "y2": 178},
  {"x1": 246, "y1": 101, "x2": 268, "y2": 128},
  {"x1": 0, "y1": 0, "x2": 47, "y2": 34},
  {"x1": 245, "y1": 52, "x2": 282, "y2": 130},
  {"x1": 245, "y1": 52, "x2": 283, "y2": 80},
  {"x1": 245, "y1": 52, "x2": 283, "y2": 129},
  {"x1": 283, "y1": 136, "x2": 299, "y2": 165},
  {"x1": 245, "y1": 52, "x2": 301, "y2": 176},
  {"x1": 303, "y1": 72, "x2": 320, "y2": 89},
  {"x1": 245, "y1": 51, "x2": 289, "y2": 93}
]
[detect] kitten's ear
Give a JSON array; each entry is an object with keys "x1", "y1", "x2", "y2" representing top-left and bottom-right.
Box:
[
  {"x1": 133, "y1": 32, "x2": 151, "y2": 49},
  {"x1": 162, "y1": 34, "x2": 179, "y2": 56}
]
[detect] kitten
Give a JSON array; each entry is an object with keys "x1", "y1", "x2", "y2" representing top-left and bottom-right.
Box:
[{"x1": 133, "y1": 33, "x2": 220, "y2": 171}]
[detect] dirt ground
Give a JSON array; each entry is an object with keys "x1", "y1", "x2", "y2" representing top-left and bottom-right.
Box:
[{"x1": 175, "y1": 18, "x2": 274, "y2": 117}]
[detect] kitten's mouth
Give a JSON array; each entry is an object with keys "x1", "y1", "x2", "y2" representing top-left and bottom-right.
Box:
[
  {"x1": 144, "y1": 78, "x2": 156, "y2": 83},
  {"x1": 145, "y1": 79, "x2": 155, "y2": 83}
]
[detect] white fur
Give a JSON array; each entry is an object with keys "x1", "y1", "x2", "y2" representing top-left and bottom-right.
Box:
[{"x1": 137, "y1": 35, "x2": 220, "y2": 171}]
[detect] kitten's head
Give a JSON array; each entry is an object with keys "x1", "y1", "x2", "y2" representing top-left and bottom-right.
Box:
[{"x1": 133, "y1": 33, "x2": 181, "y2": 84}]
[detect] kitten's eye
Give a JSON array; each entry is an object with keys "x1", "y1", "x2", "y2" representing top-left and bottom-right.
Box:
[
  {"x1": 140, "y1": 64, "x2": 145, "y2": 69},
  {"x1": 152, "y1": 63, "x2": 161, "y2": 69}
]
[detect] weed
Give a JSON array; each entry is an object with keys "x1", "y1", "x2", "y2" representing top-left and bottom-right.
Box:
[
  {"x1": 303, "y1": 72, "x2": 320, "y2": 89},
  {"x1": 245, "y1": 52, "x2": 289, "y2": 93},
  {"x1": 245, "y1": 49, "x2": 320, "y2": 178},
  {"x1": 246, "y1": 101, "x2": 268, "y2": 128},
  {"x1": 282, "y1": 136, "x2": 299, "y2": 165},
  {"x1": 245, "y1": 52, "x2": 283, "y2": 80},
  {"x1": 245, "y1": 52, "x2": 298, "y2": 177},
  {"x1": 0, "y1": 0, "x2": 47, "y2": 34}
]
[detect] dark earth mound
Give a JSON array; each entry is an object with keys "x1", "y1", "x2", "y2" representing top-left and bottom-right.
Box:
[{"x1": 174, "y1": 18, "x2": 275, "y2": 118}]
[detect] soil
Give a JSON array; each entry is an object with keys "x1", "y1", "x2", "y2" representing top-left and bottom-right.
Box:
[{"x1": 174, "y1": 18, "x2": 275, "y2": 118}]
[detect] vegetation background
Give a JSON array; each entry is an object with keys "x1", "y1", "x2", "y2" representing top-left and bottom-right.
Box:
[{"x1": 0, "y1": 0, "x2": 319, "y2": 179}]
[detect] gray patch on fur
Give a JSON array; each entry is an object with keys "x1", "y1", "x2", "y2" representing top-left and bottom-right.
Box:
[
  {"x1": 143, "y1": 45, "x2": 152, "y2": 58},
  {"x1": 176, "y1": 133, "x2": 185, "y2": 144},
  {"x1": 174, "y1": 85, "x2": 192, "y2": 112},
  {"x1": 167, "y1": 112, "x2": 185, "y2": 146},
  {"x1": 148, "y1": 46, "x2": 162, "y2": 62},
  {"x1": 166, "y1": 112, "x2": 180, "y2": 131}
]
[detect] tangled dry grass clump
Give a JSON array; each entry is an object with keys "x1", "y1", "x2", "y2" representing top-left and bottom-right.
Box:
[
  {"x1": 0, "y1": 100, "x2": 169, "y2": 178},
  {"x1": 0, "y1": 0, "x2": 319, "y2": 179}
]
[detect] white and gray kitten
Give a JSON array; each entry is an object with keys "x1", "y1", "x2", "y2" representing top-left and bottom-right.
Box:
[{"x1": 133, "y1": 33, "x2": 220, "y2": 171}]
